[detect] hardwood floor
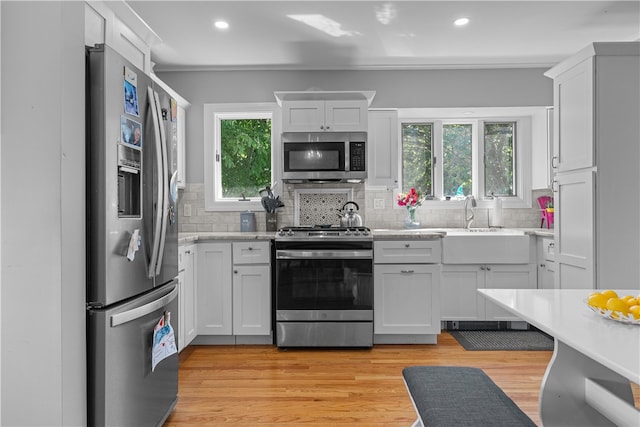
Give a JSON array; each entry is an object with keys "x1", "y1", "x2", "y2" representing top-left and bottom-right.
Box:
[{"x1": 165, "y1": 332, "x2": 557, "y2": 426}]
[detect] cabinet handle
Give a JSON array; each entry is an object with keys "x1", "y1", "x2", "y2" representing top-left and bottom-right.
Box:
[
  {"x1": 185, "y1": 250, "x2": 191, "y2": 254},
  {"x1": 405, "y1": 243, "x2": 410, "y2": 248},
  {"x1": 320, "y1": 125, "x2": 325, "y2": 130},
  {"x1": 548, "y1": 242, "x2": 555, "y2": 248},
  {"x1": 486, "y1": 266, "x2": 491, "y2": 271},
  {"x1": 552, "y1": 179, "x2": 558, "y2": 193},
  {"x1": 248, "y1": 247, "x2": 253, "y2": 251},
  {"x1": 480, "y1": 266, "x2": 485, "y2": 270},
  {"x1": 400, "y1": 270, "x2": 414, "y2": 274},
  {"x1": 234, "y1": 270, "x2": 238, "y2": 274},
  {"x1": 551, "y1": 155, "x2": 558, "y2": 169}
]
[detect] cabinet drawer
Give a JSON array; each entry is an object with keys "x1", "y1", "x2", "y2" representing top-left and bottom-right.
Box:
[
  {"x1": 374, "y1": 240, "x2": 442, "y2": 264},
  {"x1": 232, "y1": 241, "x2": 271, "y2": 264}
]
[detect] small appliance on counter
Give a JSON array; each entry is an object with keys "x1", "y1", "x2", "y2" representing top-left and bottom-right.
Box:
[{"x1": 240, "y1": 211, "x2": 257, "y2": 232}]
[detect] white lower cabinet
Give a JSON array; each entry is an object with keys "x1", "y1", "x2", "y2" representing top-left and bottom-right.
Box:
[
  {"x1": 373, "y1": 240, "x2": 441, "y2": 343},
  {"x1": 374, "y1": 264, "x2": 440, "y2": 334},
  {"x1": 441, "y1": 264, "x2": 536, "y2": 321},
  {"x1": 178, "y1": 243, "x2": 197, "y2": 351},
  {"x1": 196, "y1": 242, "x2": 233, "y2": 335},
  {"x1": 195, "y1": 241, "x2": 271, "y2": 343},
  {"x1": 232, "y1": 265, "x2": 271, "y2": 336}
]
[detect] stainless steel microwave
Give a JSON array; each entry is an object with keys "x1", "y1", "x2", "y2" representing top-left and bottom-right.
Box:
[{"x1": 281, "y1": 132, "x2": 367, "y2": 183}]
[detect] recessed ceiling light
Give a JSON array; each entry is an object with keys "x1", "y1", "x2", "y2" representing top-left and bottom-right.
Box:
[
  {"x1": 454, "y1": 17, "x2": 470, "y2": 26},
  {"x1": 214, "y1": 20, "x2": 229, "y2": 30}
]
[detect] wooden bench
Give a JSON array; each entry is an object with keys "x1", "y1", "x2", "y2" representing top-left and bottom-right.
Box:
[{"x1": 402, "y1": 366, "x2": 537, "y2": 427}]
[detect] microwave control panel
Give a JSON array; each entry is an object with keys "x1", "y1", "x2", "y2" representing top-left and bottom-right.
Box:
[{"x1": 350, "y1": 141, "x2": 366, "y2": 171}]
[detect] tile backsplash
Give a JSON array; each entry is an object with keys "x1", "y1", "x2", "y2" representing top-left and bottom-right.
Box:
[{"x1": 178, "y1": 183, "x2": 550, "y2": 233}]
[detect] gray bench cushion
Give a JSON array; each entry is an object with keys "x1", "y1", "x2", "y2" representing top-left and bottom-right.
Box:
[{"x1": 402, "y1": 366, "x2": 536, "y2": 427}]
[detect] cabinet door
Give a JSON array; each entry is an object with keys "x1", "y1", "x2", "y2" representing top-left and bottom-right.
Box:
[
  {"x1": 440, "y1": 265, "x2": 484, "y2": 321},
  {"x1": 554, "y1": 170, "x2": 595, "y2": 289},
  {"x1": 367, "y1": 110, "x2": 398, "y2": 188},
  {"x1": 232, "y1": 265, "x2": 271, "y2": 335},
  {"x1": 483, "y1": 264, "x2": 537, "y2": 320},
  {"x1": 374, "y1": 264, "x2": 440, "y2": 334},
  {"x1": 325, "y1": 100, "x2": 368, "y2": 132},
  {"x1": 553, "y1": 58, "x2": 594, "y2": 172},
  {"x1": 196, "y1": 243, "x2": 232, "y2": 335},
  {"x1": 182, "y1": 245, "x2": 197, "y2": 346},
  {"x1": 282, "y1": 100, "x2": 324, "y2": 132}
]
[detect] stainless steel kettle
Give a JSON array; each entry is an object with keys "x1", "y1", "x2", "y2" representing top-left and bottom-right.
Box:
[{"x1": 340, "y1": 201, "x2": 363, "y2": 227}]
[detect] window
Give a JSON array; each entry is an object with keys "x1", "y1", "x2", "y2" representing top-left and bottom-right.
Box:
[
  {"x1": 204, "y1": 103, "x2": 281, "y2": 211},
  {"x1": 443, "y1": 123, "x2": 473, "y2": 197},
  {"x1": 401, "y1": 123, "x2": 433, "y2": 195},
  {"x1": 397, "y1": 108, "x2": 532, "y2": 208},
  {"x1": 483, "y1": 122, "x2": 515, "y2": 197}
]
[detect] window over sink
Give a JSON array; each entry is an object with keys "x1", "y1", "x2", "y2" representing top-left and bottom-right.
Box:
[{"x1": 397, "y1": 107, "x2": 535, "y2": 209}]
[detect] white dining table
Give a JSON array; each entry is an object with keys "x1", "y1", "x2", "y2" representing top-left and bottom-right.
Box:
[{"x1": 479, "y1": 288, "x2": 640, "y2": 427}]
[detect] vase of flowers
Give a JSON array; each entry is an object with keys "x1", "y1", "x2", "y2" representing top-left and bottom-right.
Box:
[{"x1": 397, "y1": 188, "x2": 423, "y2": 228}]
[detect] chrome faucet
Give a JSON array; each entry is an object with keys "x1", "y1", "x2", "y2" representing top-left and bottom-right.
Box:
[{"x1": 463, "y1": 195, "x2": 477, "y2": 229}]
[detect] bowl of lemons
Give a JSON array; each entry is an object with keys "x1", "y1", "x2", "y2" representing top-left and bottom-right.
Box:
[{"x1": 586, "y1": 290, "x2": 640, "y2": 325}]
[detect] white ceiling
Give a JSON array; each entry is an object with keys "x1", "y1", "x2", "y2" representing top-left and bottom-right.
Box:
[{"x1": 125, "y1": 1, "x2": 640, "y2": 72}]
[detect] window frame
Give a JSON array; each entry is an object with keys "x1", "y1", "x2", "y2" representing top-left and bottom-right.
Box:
[
  {"x1": 396, "y1": 108, "x2": 533, "y2": 210},
  {"x1": 204, "y1": 103, "x2": 281, "y2": 212}
]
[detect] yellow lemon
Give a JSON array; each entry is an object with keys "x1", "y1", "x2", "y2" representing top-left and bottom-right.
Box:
[
  {"x1": 629, "y1": 305, "x2": 640, "y2": 320},
  {"x1": 587, "y1": 293, "x2": 609, "y2": 309},
  {"x1": 606, "y1": 298, "x2": 629, "y2": 315},
  {"x1": 626, "y1": 297, "x2": 638, "y2": 307},
  {"x1": 601, "y1": 290, "x2": 618, "y2": 299}
]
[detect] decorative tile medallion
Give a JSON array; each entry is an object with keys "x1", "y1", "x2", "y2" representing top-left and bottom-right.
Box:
[{"x1": 298, "y1": 192, "x2": 349, "y2": 226}]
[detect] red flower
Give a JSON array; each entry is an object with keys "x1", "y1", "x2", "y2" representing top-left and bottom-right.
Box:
[{"x1": 397, "y1": 188, "x2": 423, "y2": 208}]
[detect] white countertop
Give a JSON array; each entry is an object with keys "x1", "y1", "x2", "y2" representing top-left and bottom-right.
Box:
[{"x1": 479, "y1": 288, "x2": 640, "y2": 383}]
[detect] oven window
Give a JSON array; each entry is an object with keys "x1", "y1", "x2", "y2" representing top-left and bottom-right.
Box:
[
  {"x1": 276, "y1": 259, "x2": 373, "y2": 310},
  {"x1": 284, "y1": 142, "x2": 345, "y2": 172}
]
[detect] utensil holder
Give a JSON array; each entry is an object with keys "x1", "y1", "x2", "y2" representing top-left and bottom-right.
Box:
[{"x1": 266, "y1": 212, "x2": 277, "y2": 231}]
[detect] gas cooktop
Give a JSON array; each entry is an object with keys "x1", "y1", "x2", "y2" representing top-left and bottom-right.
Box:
[{"x1": 276, "y1": 225, "x2": 372, "y2": 240}]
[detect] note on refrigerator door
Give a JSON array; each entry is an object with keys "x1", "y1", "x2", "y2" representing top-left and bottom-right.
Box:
[{"x1": 151, "y1": 311, "x2": 177, "y2": 372}]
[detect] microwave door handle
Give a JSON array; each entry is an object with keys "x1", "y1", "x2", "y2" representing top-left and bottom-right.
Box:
[
  {"x1": 146, "y1": 87, "x2": 163, "y2": 278},
  {"x1": 153, "y1": 90, "x2": 169, "y2": 275}
]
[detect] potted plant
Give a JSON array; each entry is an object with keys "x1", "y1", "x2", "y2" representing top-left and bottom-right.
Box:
[{"x1": 397, "y1": 188, "x2": 424, "y2": 228}]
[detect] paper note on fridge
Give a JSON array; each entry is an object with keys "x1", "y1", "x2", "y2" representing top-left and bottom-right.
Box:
[
  {"x1": 126, "y1": 229, "x2": 141, "y2": 261},
  {"x1": 151, "y1": 312, "x2": 177, "y2": 372}
]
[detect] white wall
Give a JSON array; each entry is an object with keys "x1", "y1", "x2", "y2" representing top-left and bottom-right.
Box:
[
  {"x1": 156, "y1": 68, "x2": 553, "y2": 184},
  {"x1": 1, "y1": 2, "x2": 86, "y2": 425}
]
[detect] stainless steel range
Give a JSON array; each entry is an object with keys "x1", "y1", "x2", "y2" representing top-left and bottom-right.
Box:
[{"x1": 274, "y1": 226, "x2": 373, "y2": 347}]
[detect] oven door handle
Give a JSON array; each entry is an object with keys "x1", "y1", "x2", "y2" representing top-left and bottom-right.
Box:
[{"x1": 276, "y1": 249, "x2": 373, "y2": 259}]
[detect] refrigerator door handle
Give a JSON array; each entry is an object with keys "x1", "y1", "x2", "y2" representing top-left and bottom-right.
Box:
[
  {"x1": 110, "y1": 286, "x2": 178, "y2": 327},
  {"x1": 153, "y1": 90, "x2": 170, "y2": 276},
  {"x1": 147, "y1": 87, "x2": 164, "y2": 279}
]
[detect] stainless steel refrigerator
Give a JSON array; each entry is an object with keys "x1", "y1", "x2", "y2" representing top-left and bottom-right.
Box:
[{"x1": 86, "y1": 44, "x2": 179, "y2": 427}]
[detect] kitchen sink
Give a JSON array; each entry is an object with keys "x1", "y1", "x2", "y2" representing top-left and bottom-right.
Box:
[{"x1": 442, "y1": 228, "x2": 530, "y2": 264}]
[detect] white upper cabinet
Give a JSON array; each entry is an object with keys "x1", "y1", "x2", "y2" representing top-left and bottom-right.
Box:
[
  {"x1": 281, "y1": 99, "x2": 368, "y2": 132},
  {"x1": 275, "y1": 91, "x2": 375, "y2": 133},
  {"x1": 550, "y1": 57, "x2": 595, "y2": 173},
  {"x1": 367, "y1": 110, "x2": 399, "y2": 188},
  {"x1": 85, "y1": 1, "x2": 156, "y2": 73}
]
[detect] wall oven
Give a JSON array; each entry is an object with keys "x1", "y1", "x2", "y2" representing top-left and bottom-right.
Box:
[
  {"x1": 281, "y1": 132, "x2": 367, "y2": 183},
  {"x1": 275, "y1": 227, "x2": 373, "y2": 347}
]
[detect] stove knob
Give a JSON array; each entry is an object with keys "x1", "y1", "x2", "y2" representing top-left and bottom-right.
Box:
[
  {"x1": 345, "y1": 230, "x2": 352, "y2": 236},
  {"x1": 287, "y1": 230, "x2": 294, "y2": 236},
  {"x1": 362, "y1": 229, "x2": 370, "y2": 236},
  {"x1": 353, "y1": 230, "x2": 360, "y2": 236},
  {"x1": 278, "y1": 230, "x2": 285, "y2": 236}
]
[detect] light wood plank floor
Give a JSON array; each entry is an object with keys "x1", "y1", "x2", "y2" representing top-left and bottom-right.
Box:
[{"x1": 164, "y1": 332, "x2": 639, "y2": 426}]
